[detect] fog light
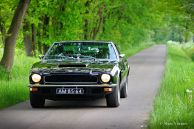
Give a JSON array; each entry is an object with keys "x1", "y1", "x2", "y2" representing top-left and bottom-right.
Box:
[
  {"x1": 30, "y1": 87, "x2": 38, "y2": 92},
  {"x1": 104, "y1": 88, "x2": 112, "y2": 92}
]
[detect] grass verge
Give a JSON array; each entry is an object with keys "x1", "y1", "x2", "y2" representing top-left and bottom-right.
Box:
[
  {"x1": 148, "y1": 43, "x2": 194, "y2": 129},
  {"x1": 0, "y1": 49, "x2": 37, "y2": 109}
]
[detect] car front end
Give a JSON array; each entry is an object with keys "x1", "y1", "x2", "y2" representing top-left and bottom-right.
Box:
[
  {"x1": 29, "y1": 63, "x2": 119, "y2": 100},
  {"x1": 29, "y1": 41, "x2": 128, "y2": 108}
]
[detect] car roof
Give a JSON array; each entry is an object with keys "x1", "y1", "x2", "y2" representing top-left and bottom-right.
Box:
[{"x1": 54, "y1": 41, "x2": 113, "y2": 44}]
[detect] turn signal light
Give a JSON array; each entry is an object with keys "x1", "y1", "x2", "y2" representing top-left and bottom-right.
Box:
[
  {"x1": 104, "y1": 88, "x2": 112, "y2": 92},
  {"x1": 30, "y1": 87, "x2": 38, "y2": 92}
]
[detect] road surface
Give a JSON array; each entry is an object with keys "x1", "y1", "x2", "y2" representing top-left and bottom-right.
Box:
[{"x1": 0, "y1": 45, "x2": 166, "y2": 129}]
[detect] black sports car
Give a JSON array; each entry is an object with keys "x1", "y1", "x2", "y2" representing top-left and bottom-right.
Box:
[{"x1": 29, "y1": 41, "x2": 130, "y2": 108}]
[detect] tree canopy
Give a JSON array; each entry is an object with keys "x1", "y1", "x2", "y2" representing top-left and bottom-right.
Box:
[{"x1": 0, "y1": 0, "x2": 193, "y2": 71}]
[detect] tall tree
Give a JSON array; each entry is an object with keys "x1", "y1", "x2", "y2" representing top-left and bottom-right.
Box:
[
  {"x1": 84, "y1": 0, "x2": 90, "y2": 40},
  {"x1": 0, "y1": 0, "x2": 30, "y2": 71},
  {"x1": 23, "y1": 19, "x2": 32, "y2": 56},
  {"x1": 42, "y1": 15, "x2": 49, "y2": 54},
  {"x1": 31, "y1": 23, "x2": 36, "y2": 56}
]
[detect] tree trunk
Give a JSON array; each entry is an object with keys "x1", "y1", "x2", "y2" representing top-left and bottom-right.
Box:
[
  {"x1": 102, "y1": 4, "x2": 107, "y2": 33},
  {"x1": 0, "y1": 18, "x2": 6, "y2": 45},
  {"x1": 43, "y1": 44, "x2": 49, "y2": 54},
  {"x1": 31, "y1": 24, "x2": 36, "y2": 56},
  {"x1": 42, "y1": 15, "x2": 49, "y2": 54},
  {"x1": 102, "y1": 16, "x2": 106, "y2": 33},
  {"x1": 84, "y1": 1, "x2": 89, "y2": 40},
  {"x1": 184, "y1": 23, "x2": 189, "y2": 43},
  {"x1": 92, "y1": 5, "x2": 104, "y2": 39},
  {"x1": 37, "y1": 23, "x2": 42, "y2": 54},
  {"x1": 23, "y1": 19, "x2": 32, "y2": 56},
  {"x1": 0, "y1": 0, "x2": 30, "y2": 71},
  {"x1": 84, "y1": 19, "x2": 89, "y2": 40}
]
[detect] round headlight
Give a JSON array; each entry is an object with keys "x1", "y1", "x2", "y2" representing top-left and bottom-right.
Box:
[
  {"x1": 31, "y1": 74, "x2": 41, "y2": 83},
  {"x1": 101, "y1": 74, "x2": 111, "y2": 83}
]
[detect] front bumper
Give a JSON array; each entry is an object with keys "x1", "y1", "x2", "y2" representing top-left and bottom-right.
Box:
[
  {"x1": 29, "y1": 84, "x2": 117, "y2": 87},
  {"x1": 29, "y1": 84, "x2": 117, "y2": 100}
]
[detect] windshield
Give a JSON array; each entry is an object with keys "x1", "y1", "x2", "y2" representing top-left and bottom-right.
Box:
[{"x1": 43, "y1": 42, "x2": 118, "y2": 61}]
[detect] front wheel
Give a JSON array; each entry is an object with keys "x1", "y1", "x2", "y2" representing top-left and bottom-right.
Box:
[
  {"x1": 120, "y1": 77, "x2": 128, "y2": 98},
  {"x1": 106, "y1": 86, "x2": 120, "y2": 107},
  {"x1": 30, "y1": 93, "x2": 45, "y2": 108}
]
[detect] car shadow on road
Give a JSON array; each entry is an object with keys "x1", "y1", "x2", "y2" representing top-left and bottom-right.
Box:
[
  {"x1": 6, "y1": 98, "x2": 108, "y2": 111},
  {"x1": 43, "y1": 98, "x2": 107, "y2": 109}
]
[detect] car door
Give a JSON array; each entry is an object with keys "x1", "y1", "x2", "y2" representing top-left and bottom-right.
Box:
[{"x1": 112, "y1": 43, "x2": 128, "y2": 84}]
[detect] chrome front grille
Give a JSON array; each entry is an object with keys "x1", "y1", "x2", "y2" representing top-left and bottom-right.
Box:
[{"x1": 44, "y1": 74, "x2": 98, "y2": 84}]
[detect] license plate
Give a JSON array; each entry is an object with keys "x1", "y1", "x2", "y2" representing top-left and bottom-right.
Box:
[{"x1": 56, "y1": 88, "x2": 84, "y2": 94}]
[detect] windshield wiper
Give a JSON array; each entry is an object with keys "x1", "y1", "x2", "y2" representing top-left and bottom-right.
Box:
[
  {"x1": 79, "y1": 55, "x2": 96, "y2": 61},
  {"x1": 43, "y1": 55, "x2": 77, "y2": 61},
  {"x1": 96, "y1": 59, "x2": 118, "y2": 62},
  {"x1": 43, "y1": 55, "x2": 97, "y2": 62}
]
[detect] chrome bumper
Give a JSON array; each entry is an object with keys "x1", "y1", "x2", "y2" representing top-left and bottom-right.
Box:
[{"x1": 29, "y1": 84, "x2": 117, "y2": 87}]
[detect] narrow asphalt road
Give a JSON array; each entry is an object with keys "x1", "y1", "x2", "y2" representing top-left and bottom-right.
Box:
[{"x1": 0, "y1": 45, "x2": 166, "y2": 129}]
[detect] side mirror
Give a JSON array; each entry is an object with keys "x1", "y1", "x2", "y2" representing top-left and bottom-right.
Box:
[
  {"x1": 119, "y1": 54, "x2": 125, "y2": 58},
  {"x1": 39, "y1": 55, "x2": 44, "y2": 60}
]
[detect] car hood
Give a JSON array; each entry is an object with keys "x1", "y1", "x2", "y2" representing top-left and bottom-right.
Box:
[{"x1": 31, "y1": 60, "x2": 117, "y2": 73}]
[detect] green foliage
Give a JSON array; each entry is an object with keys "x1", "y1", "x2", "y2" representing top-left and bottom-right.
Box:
[
  {"x1": 123, "y1": 42, "x2": 153, "y2": 57},
  {"x1": 182, "y1": 43, "x2": 194, "y2": 61},
  {"x1": 152, "y1": 0, "x2": 194, "y2": 43},
  {"x1": 1, "y1": 0, "x2": 193, "y2": 50},
  {"x1": 148, "y1": 43, "x2": 194, "y2": 129}
]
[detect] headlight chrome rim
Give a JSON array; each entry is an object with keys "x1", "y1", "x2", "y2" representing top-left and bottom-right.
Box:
[
  {"x1": 101, "y1": 74, "x2": 111, "y2": 83},
  {"x1": 31, "y1": 74, "x2": 41, "y2": 83}
]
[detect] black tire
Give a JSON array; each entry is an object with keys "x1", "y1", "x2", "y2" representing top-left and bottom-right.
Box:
[
  {"x1": 30, "y1": 93, "x2": 45, "y2": 108},
  {"x1": 106, "y1": 86, "x2": 120, "y2": 107},
  {"x1": 120, "y1": 77, "x2": 128, "y2": 98}
]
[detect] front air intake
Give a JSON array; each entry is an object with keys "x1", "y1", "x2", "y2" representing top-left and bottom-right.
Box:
[
  {"x1": 44, "y1": 74, "x2": 98, "y2": 84},
  {"x1": 58, "y1": 64, "x2": 86, "y2": 67}
]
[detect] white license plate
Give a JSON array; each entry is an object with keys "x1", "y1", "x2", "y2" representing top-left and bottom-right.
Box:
[{"x1": 56, "y1": 88, "x2": 84, "y2": 94}]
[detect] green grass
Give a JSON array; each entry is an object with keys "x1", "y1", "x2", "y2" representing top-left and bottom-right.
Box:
[
  {"x1": 148, "y1": 43, "x2": 194, "y2": 129},
  {"x1": 182, "y1": 43, "x2": 194, "y2": 61},
  {"x1": 0, "y1": 49, "x2": 37, "y2": 109}
]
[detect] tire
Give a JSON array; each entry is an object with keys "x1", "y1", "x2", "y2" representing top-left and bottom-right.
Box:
[
  {"x1": 30, "y1": 93, "x2": 45, "y2": 108},
  {"x1": 106, "y1": 86, "x2": 120, "y2": 107},
  {"x1": 120, "y1": 77, "x2": 128, "y2": 98}
]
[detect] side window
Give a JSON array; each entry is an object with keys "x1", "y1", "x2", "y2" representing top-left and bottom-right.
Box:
[{"x1": 108, "y1": 44, "x2": 117, "y2": 60}]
